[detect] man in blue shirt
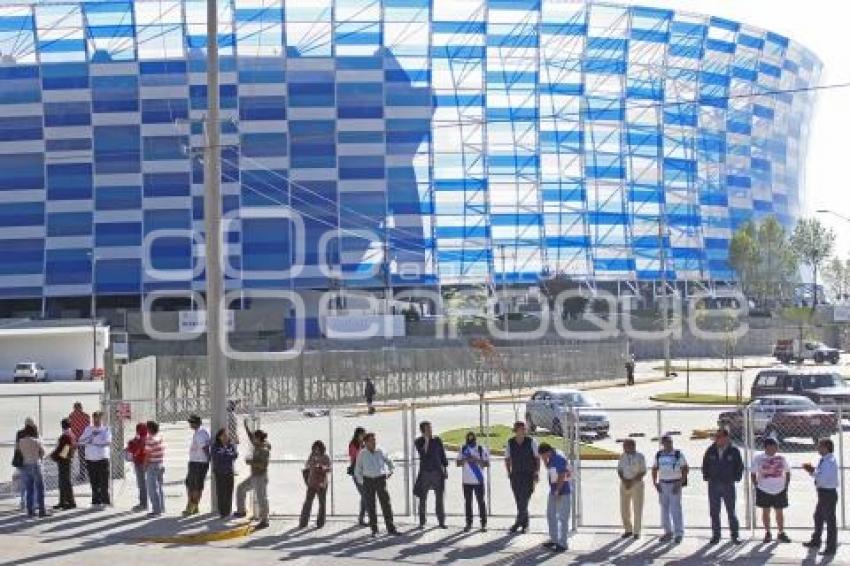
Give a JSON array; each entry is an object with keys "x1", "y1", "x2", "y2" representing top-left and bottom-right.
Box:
[
  {"x1": 803, "y1": 438, "x2": 839, "y2": 556},
  {"x1": 538, "y1": 443, "x2": 570, "y2": 553}
]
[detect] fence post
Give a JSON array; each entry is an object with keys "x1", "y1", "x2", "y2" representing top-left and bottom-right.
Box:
[
  {"x1": 746, "y1": 404, "x2": 756, "y2": 536},
  {"x1": 37, "y1": 395, "x2": 43, "y2": 439},
  {"x1": 838, "y1": 405, "x2": 847, "y2": 529},
  {"x1": 485, "y1": 400, "x2": 492, "y2": 516},
  {"x1": 329, "y1": 407, "x2": 335, "y2": 517},
  {"x1": 572, "y1": 405, "x2": 581, "y2": 530},
  {"x1": 743, "y1": 402, "x2": 752, "y2": 531},
  {"x1": 404, "y1": 403, "x2": 412, "y2": 517}
]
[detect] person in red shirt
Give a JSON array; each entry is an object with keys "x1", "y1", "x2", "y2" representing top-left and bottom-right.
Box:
[
  {"x1": 68, "y1": 402, "x2": 91, "y2": 481},
  {"x1": 126, "y1": 423, "x2": 148, "y2": 511}
]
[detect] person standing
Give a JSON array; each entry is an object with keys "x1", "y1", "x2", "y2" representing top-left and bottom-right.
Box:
[
  {"x1": 13, "y1": 418, "x2": 37, "y2": 510},
  {"x1": 456, "y1": 431, "x2": 489, "y2": 532},
  {"x1": 69, "y1": 402, "x2": 90, "y2": 481},
  {"x1": 144, "y1": 421, "x2": 165, "y2": 516},
  {"x1": 77, "y1": 411, "x2": 112, "y2": 508},
  {"x1": 183, "y1": 415, "x2": 211, "y2": 516},
  {"x1": 50, "y1": 418, "x2": 77, "y2": 510},
  {"x1": 538, "y1": 443, "x2": 570, "y2": 553},
  {"x1": 355, "y1": 432, "x2": 398, "y2": 536},
  {"x1": 365, "y1": 379, "x2": 377, "y2": 415},
  {"x1": 651, "y1": 434, "x2": 689, "y2": 544},
  {"x1": 126, "y1": 422, "x2": 148, "y2": 512},
  {"x1": 617, "y1": 438, "x2": 646, "y2": 539},
  {"x1": 505, "y1": 421, "x2": 539, "y2": 534},
  {"x1": 414, "y1": 421, "x2": 448, "y2": 528},
  {"x1": 211, "y1": 428, "x2": 238, "y2": 518},
  {"x1": 17, "y1": 422, "x2": 46, "y2": 518},
  {"x1": 234, "y1": 420, "x2": 271, "y2": 529},
  {"x1": 702, "y1": 429, "x2": 744, "y2": 544},
  {"x1": 300, "y1": 440, "x2": 331, "y2": 529},
  {"x1": 751, "y1": 437, "x2": 791, "y2": 543},
  {"x1": 348, "y1": 427, "x2": 368, "y2": 526},
  {"x1": 803, "y1": 438, "x2": 839, "y2": 556},
  {"x1": 625, "y1": 354, "x2": 636, "y2": 386}
]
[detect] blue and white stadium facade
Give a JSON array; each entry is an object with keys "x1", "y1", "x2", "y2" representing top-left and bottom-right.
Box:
[{"x1": 0, "y1": 0, "x2": 821, "y2": 315}]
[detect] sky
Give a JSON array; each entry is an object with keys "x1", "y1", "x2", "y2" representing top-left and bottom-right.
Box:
[{"x1": 617, "y1": 0, "x2": 850, "y2": 256}]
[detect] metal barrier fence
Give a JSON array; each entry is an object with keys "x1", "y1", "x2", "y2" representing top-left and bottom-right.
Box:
[
  {"x1": 8, "y1": 395, "x2": 849, "y2": 535},
  {"x1": 150, "y1": 340, "x2": 626, "y2": 420}
]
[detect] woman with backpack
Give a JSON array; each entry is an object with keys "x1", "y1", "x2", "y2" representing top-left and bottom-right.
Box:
[
  {"x1": 125, "y1": 422, "x2": 148, "y2": 512},
  {"x1": 299, "y1": 440, "x2": 331, "y2": 529},
  {"x1": 348, "y1": 427, "x2": 367, "y2": 526},
  {"x1": 211, "y1": 428, "x2": 238, "y2": 518},
  {"x1": 456, "y1": 431, "x2": 490, "y2": 532}
]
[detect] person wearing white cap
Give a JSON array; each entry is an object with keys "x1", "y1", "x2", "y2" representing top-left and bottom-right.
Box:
[{"x1": 651, "y1": 434, "x2": 688, "y2": 543}]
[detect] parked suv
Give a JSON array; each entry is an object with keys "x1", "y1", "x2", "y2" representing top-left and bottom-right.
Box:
[
  {"x1": 751, "y1": 369, "x2": 850, "y2": 407},
  {"x1": 525, "y1": 388, "x2": 610, "y2": 439},
  {"x1": 718, "y1": 395, "x2": 838, "y2": 445},
  {"x1": 13, "y1": 362, "x2": 47, "y2": 383}
]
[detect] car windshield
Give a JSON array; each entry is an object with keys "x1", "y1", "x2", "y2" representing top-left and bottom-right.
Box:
[
  {"x1": 554, "y1": 392, "x2": 594, "y2": 406},
  {"x1": 15, "y1": 364, "x2": 30, "y2": 370},
  {"x1": 798, "y1": 374, "x2": 842, "y2": 389},
  {"x1": 777, "y1": 398, "x2": 818, "y2": 410}
]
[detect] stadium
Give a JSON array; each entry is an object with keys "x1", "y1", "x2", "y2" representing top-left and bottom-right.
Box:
[{"x1": 0, "y1": 0, "x2": 821, "y2": 321}]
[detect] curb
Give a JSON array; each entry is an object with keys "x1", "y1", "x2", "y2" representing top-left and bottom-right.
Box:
[{"x1": 138, "y1": 522, "x2": 254, "y2": 544}]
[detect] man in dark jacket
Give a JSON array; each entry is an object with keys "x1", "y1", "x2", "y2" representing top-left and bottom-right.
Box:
[
  {"x1": 365, "y1": 379, "x2": 376, "y2": 415},
  {"x1": 702, "y1": 429, "x2": 744, "y2": 544},
  {"x1": 505, "y1": 421, "x2": 540, "y2": 534},
  {"x1": 414, "y1": 421, "x2": 448, "y2": 528}
]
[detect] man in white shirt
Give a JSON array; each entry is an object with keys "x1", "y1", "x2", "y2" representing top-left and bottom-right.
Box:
[
  {"x1": 803, "y1": 438, "x2": 839, "y2": 556},
  {"x1": 618, "y1": 439, "x2": 646, "y2": 539},
  {"x1": 751, "y1": 437, "x2": 791, "y2": 543},
  {"x1": 184, "y1": 414, "x2": 210, "y2": 516},
  {"x1": 456, "y1": 431, "x2": 490, "y2": 532},
  {"x1": 355, "y1": 433, "x2": 398, "y2": 536},
  {"x1": 651, "y1": 434, "x2": 688, "y2": 543},
  {"x1": 77, "y1": 411, "x2": 112, "y2": 508}
]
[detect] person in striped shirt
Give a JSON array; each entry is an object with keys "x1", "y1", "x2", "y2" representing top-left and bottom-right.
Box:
[{"x1": 144, "y1": 421, "x2": 166, "y2": 516}]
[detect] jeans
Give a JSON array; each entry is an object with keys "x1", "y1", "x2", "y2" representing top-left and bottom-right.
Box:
[
  {"x1": 708, "y1": 481, "x2": 739, "y2": 538},
  {"x1": 145, "y1": 463, "x2": 165, "y2": 514},
  {"x1": 362, "y1": 475, "x2": 395, "y2": 533},
  {"x1": 215, "y1": 472, "x2": 234, "y2": 517},
  {"x1": 416, "y1": 469, "x2": 445, "y2": 526},
  {"x1": 236, "y1": 474, "x2": 269, "y2": 521},
  {"x1": 813, "y1": 488, "x2": 838, "y2": 551},
  {"x1": 547, "y1": 492, "x2": 570, "y2": 548},
  {"x1": 352, "y1": 476, "x2": 367, "y2": 522},
  {"x1": 510, "y1": 473, "x2": 534, "y2": 528},
  {"x1": 300, "y1": 486, "x2": 327, "y2": 527},
  {"x1": 86, "y1": 459, "x2": 110, "y2": 505},
  {"x1": 21, "y1": 463, "x2": 45, "y2": 516},
  {"x1": 463, "y1": 483, "x2": 486, "y2": 526},
  {"x1": 57, "y1": 459, "x2": 75, "y2": 508},
  {"x1": 134, "y1": 463, "x2": 148, "y2": 508},
  {"x1": 659, "y1": 481, "x2": 684, "y2": 537}
]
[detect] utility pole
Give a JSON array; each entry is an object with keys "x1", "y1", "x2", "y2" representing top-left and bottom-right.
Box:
[
  {"x1": 88, "y1": 251, "x2": 98, "y2": 379},
  {"x1": 659, "y1": 215, "x2": 671, "y2": 377},
  {"x1": 203, "y1": 0, "x2": 227, "y2": 514}
]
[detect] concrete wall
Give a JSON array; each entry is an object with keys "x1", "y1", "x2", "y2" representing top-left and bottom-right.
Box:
[{"x1": 0, "y1": 327, "x2": 109, "y2": 381}]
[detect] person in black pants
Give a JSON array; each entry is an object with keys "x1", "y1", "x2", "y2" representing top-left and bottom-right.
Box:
[
  {"x1": 505, "y1": 421, "x2": 540, "y2": 534},
  {"x1": 50, "y1": 419, "x2": 76, "y2": 510},
  {"x1": 803, "y1": 438, "x2": 839, "y2": 556},
  {"x1": 354, "y1": 433, "x2": 398, "y2": 536},
  {"x1": 365, "y1": 379, "x2": 377, "y2": 415},
  {"x1": 702, "y1": 429, "x2": 744, "y2": 544},
  {"x1": 414, "y1": 421, "x2": 448, "y2": 528},
  {"x1": 457, "y1": 431, "x2": 489, "y2": 532},
  {"x1": 77, "y1": 411, "x2": 112, "y2": 508},
  {"x1": 211, "y1": 428, "x2": 238, "y2": 518}
]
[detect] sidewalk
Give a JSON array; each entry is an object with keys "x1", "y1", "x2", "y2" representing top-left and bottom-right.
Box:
[{"x1": 0, "y1": 507, "x2": 847, "y2": 565}]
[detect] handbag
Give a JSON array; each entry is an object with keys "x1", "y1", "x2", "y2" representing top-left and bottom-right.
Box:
[
  {"x1": 412, "y1": 475, "x2": 426, "y2": 498},
  {"x1": 11, "y1": 449, "x2": 22, "y2": 469}
]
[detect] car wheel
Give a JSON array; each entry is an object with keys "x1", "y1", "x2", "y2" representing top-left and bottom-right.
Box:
[
  {"x1": 526, "y1": 415, "x2": 537, "y2": 433},
  {"x1": 815, "y1": 352, "x2": 825, "y2": 364},
  {"x1": 552, "y1": 418, "x2": 564, "y2": 437}
]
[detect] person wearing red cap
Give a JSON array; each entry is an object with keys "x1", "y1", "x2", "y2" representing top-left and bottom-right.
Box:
[{"x1": 126, "y1": 423, "x2": 148, "y2": 511}]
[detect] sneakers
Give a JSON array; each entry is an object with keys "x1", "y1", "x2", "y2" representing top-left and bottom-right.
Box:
[
  {"x1": 709, "y1": 535, "x2": 720, "y2": 545},
  {"x1": 803, "y1": 540, "x2": 822, "y2": 549},
  {"x1": 777, "y1": 532, "x2": 791, "y2": 543},
  {"x1": 463, "y1": 525, "x2": 472, "y2": 533},
  {"x1": 674, "y1": 536, "x2": 682, "y2": 544},
  {"x1": 131, "y1": 505, "x2": 147, "y2": 513},
  {"x1": 509, "y1": 524, "x2": 520, "y2": 534},
  {"x1": 182, "y1": 504, "x2": 199, "y2": 517},
  {"x1": 820, "y1": 548, "x2": 837, "y2": 556},
  {"x1": 232, "y1": 511, "x2": 247, "y2": 519},
  {"x1": 542, "y1": 542, "x2": 557, "y2": 550},
  {"x1": 254, "y1": 520, "x2": 269, "y2": 530},
  {"x1": 659, "y1": 533, "x2": 673, "y2": 543},
  {"x1": 731, "y1": 536, "x2": 742, "y2": 545},
  {"x1": 621, "y1": 532, "x2": 633, "y2": 539},
  {"x1": 763, "y1": 532, "x2": 772, "y2": 543}
]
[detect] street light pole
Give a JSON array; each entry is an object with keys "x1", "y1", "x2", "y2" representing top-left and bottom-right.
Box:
[
  {"x1": 90, "y1": 252, "x2": 97, "y2": 377},
  {"x1": 659, "y1": 213, "x2": 671, "y2": 377},
  {"x1": 203, "y1": 0, "x2": 227, "y2": 514}
]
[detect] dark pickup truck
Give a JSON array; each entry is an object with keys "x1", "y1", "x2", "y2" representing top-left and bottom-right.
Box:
[{"x1": 751, "y1": 369, "x2": 850, "y2": 408}]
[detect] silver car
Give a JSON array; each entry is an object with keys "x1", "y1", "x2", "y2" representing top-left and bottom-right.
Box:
[{"x1": 525, "y1": 388, "x2": 610, "y2": 439}]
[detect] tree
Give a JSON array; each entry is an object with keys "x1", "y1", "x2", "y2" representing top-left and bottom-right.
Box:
[
  {"x1": 823, "y1": 257, "x2": 850, "y2": 303},
  {"x1": 728, "y1": 221, "x2": 757, "y2": 297},
  {"x1": 791, "y1": 218, "x2": 836, "y2": 310}
]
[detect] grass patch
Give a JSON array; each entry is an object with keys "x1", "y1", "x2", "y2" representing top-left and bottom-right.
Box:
[
  {"x1": 439, "y1": 424, "x2": 619, "y2": 460},
  {"x1": 650, "y1": 392, "x2": 748, "y2": 405}
]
